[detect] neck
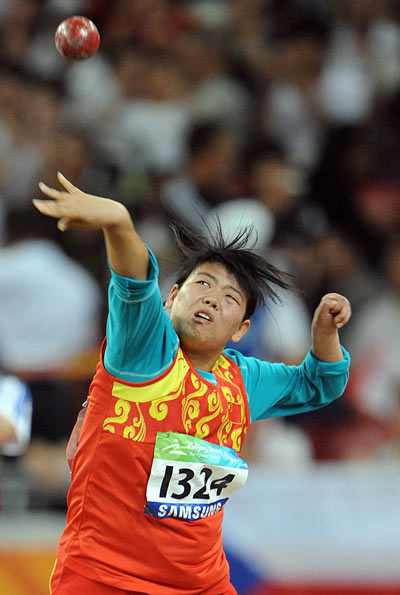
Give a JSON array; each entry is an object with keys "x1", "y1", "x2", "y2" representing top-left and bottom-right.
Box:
[{"x1": 182, "y1": 347, "x2": 222, "y2": 372}]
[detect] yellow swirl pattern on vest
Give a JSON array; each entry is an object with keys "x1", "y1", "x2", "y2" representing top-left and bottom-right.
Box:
[
  {"x1": 103, "y1": 399, "x2": 131, "y2": 434},
  {"x1": 182, "y1": 373, "x2": 207, "y2": 432},
  {"x1": 123, "y1": 402, "x2": 146, "y2": 441},
  {"x1": 102, "y1": 349, "x2": 248, "y2": 451}
]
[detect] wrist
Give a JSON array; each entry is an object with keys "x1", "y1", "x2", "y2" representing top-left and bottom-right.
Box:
[
  {"x1": 102, "y1": 202, "x2": 133, "y2": 231},
  {"x1": 312, "y1": 329, "x2": 343, "y2": 362}
]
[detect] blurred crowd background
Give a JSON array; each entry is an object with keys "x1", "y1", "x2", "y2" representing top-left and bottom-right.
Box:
[{"x1": 0, "y1": 0, "x2": 400, "y2": 513}]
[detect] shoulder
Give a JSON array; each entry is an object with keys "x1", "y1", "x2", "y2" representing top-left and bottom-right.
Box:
[{"x1": 222, "y1": 348, "x2": 276, "y2": 381}]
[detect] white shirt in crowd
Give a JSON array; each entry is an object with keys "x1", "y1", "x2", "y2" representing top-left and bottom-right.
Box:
[{"x1": 0, "y1": 374, "x2": 32, "y2": 457}]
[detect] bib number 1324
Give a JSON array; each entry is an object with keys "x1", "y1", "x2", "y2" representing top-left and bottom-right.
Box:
[
  {"x1": 159, "y1": 464, "x2": 235, "y2": 500},
  {"x1": 145, "y1": 432, "x2": 248, "y2": 521}
]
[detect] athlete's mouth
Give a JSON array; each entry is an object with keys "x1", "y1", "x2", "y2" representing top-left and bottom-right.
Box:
[{"x1": 194, "y1": 310, "x2": 213, "y2": 323}]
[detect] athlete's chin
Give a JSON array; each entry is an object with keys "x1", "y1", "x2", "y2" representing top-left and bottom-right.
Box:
[
  {"x1": 175, "y1": 317, "x2": 208, "y2": 338},
  {"x1": 180, "y1": 332, "x2": 222, "y2": 354},
  {"x1": 174, "y1": 316, "x2": 224, "y2": 350}
]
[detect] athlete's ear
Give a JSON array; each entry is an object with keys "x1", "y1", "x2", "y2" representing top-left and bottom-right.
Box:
[
  {"x1": 165, "y1": 284, "x2": 179, "y2": 309},
  {"x1": 230, "y1": 319, "x2": 250, "y2": 343}
]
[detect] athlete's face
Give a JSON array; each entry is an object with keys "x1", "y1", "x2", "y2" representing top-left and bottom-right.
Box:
[{"x1": 165, "y1": 262, "x2": 250, "y2": 362}]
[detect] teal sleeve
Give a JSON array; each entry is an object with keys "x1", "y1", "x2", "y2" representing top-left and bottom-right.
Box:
[
  {"x1": 104, "y1": 247, "x2": 179, "y2": 381},
  {"x1": 224, "y1": 347, "x2": 351, "y2": 422}
]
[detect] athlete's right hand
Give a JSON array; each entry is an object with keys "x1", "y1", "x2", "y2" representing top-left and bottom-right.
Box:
[
  {"x1": 66, "y1": 405, "x2": 87, "y2": 470},
  {"x1": 33, "y1": 171, "x2": 130, "y2": 232}
]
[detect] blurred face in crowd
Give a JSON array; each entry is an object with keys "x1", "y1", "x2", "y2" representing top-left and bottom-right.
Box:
[
  {"x1": 249, "y1": 155, "x2": 304, "y2": 217},
  {"x1": 276, "y1": 37, "x2": 325, "y2": 88},
  {"x1": 146, "y1": 60, "x2": 188, "y2": 101},
  {"x1": 190, "y1": 130, "x2": 238, "y2": 187},
  {"x1": 333, "y1": 0, "x2": 386, "y2": 29}
]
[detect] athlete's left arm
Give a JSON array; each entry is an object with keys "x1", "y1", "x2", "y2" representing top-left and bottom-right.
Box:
[
  {"x1": 232, "y1": 294, "x2": 352, "y2": 422},
  {"x1": 239, "y1": 346, "x2": 350, "y2": 422},
  {"x1": 311, "y1": 293, "x2": 351, "y2": 362}
]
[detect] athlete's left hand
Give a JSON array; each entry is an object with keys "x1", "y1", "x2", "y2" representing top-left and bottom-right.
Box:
[{"x1": 312, "y1": 293, "x2": 352, "y2": 334}]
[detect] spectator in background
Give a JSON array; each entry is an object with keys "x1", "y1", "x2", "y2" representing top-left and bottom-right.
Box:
[
  {"x1": 305, "y1": 233, "x2": 400, "y2": 462},
  {"x1": 228, "y1": 0, "x2": 275, "y2": 85},
  {"x1": 0, "y1": 0, "x2": 42, "y2": 68},
  {"x1": 0, "y1": 371, "x2": 32, "y2": 513},
  {"x1": 37, "y1": 126, "x2": 112, "y2": 289},
  {"x1": 0, "y1": 208, "x2": 102, "y2": 377},
  {"x1": 261, "y1": 16, "x2": 330, "y2": 170},
  {"x1": 61, "y1": 43, "x2": 150, "y2": 168},
  {"x1": 0, "y1": 77, "x2": 62, "y2": 211},
  {"x1": 92, "y1": 0, "x2": 199, "y2": 51},
  {"x1": 239, "y1": 140, "x2": 315, "y2": 244},
  {"x1": 161, "y1": 121, "x2": 239, "y2": 232},
  {"x1": 60, "y1": 45, "x2": 192, "y2": 178},
  {"x1": 348, "y1": 234, "x2": 400, "y2": 425},
  {"x1": 91, "y1": 50, "x2": 191, "y2": 178},
  {"x1": 311, "y1": 230, "x2": 382, "y2": 346},
  {"x1": 310, "y1": 118, "x2": 400, "y2": 267},
  {"x1": 0, "y1": 207, "x2": 102, "y2": 459},
  {"x1": 112, "y1": 52, "x2": 191, "y2": 175},
  {"x1": 172, "y1": 29, "x2": 252, "y2": 137},
  {"x1": 322, "y1": 0, "x2": 400, "y2": 108},
  {"x1": 0, "y1": 372, "x2": 32, "y2": 458},
  {"x1": 0, "y1": 206, "x2": 103, "y2": 507}
]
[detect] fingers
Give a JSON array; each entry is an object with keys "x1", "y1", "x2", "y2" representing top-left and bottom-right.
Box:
[
  {"x1": 326, "y1": 298, "x2": 340, "y2": 313},
  {"x1": 338, "y1": 302, "x2": 352, "y2": 327},
  {"x1": 33, "y1": 197, "x2": 63, "y2": 218},
  {"x1": 320, "y1": 293, "x2": 351, "y2": 328},
  {"x1": 57, "y1": 217, "x2": 72, "y2": 231},
  {"x1": 37, "y1": 172, "x2": 77, "y2": 196},
  {"x1": 333, "y1": 309, "x2": 349, "y2": 329},
  {"x1": 34, "y1": 173, "x2": 79, "y2": 221},
  {"x1": 37, "y1": 181, "x2": 64, "y2": 200},
  {"x1": 57, "y1": 171, "x2": 77, "y2": 192}
]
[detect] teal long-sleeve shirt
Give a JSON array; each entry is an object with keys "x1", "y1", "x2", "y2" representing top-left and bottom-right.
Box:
[{"x1": 104, "y1": 248, "x2": 350, "y2": 423}]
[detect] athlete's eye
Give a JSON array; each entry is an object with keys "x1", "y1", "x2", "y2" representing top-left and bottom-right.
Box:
[{"x1": 226, "y1": 294, "x2": 239, "y2": 304}]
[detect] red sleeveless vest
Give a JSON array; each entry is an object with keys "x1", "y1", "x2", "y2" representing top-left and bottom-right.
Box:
[{"x1": 57, "y1": 344, "x2": 250, "y2": 594}]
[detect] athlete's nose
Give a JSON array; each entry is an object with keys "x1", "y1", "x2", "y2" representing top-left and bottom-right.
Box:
[{"x1": 203, "y1": 296, "x2": 218, "y2": 310}]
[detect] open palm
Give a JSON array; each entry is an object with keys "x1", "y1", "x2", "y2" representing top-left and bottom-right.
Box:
[{"x1": 33, "y1": 172, "x2": 128, "y2": 232}]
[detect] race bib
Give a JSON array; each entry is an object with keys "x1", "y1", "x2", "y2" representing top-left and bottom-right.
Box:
[{"x1": 145, "y1": 432, "x2": 248, "y2": 521}]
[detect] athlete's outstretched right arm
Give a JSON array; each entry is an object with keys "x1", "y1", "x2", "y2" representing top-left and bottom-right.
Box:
[{"x1": 33, "y1": 171, "x2": 149, "y2": 280}]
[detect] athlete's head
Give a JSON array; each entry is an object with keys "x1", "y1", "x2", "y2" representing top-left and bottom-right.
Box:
[
  {"x1": 170, "y1": 221, "x2": 292, "y2": 320},
  {"x1": 165, "y1": 222, "x2": 293, "y2": 358}
]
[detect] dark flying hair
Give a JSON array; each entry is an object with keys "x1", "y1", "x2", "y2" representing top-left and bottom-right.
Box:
[{"x1": 171, "y1": 220, "x2": 293, "y2": 320}]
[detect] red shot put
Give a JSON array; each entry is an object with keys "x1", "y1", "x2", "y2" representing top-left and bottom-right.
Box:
[{"x1": 55, "y1": 15, "x2": 100, "y2": 61}]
